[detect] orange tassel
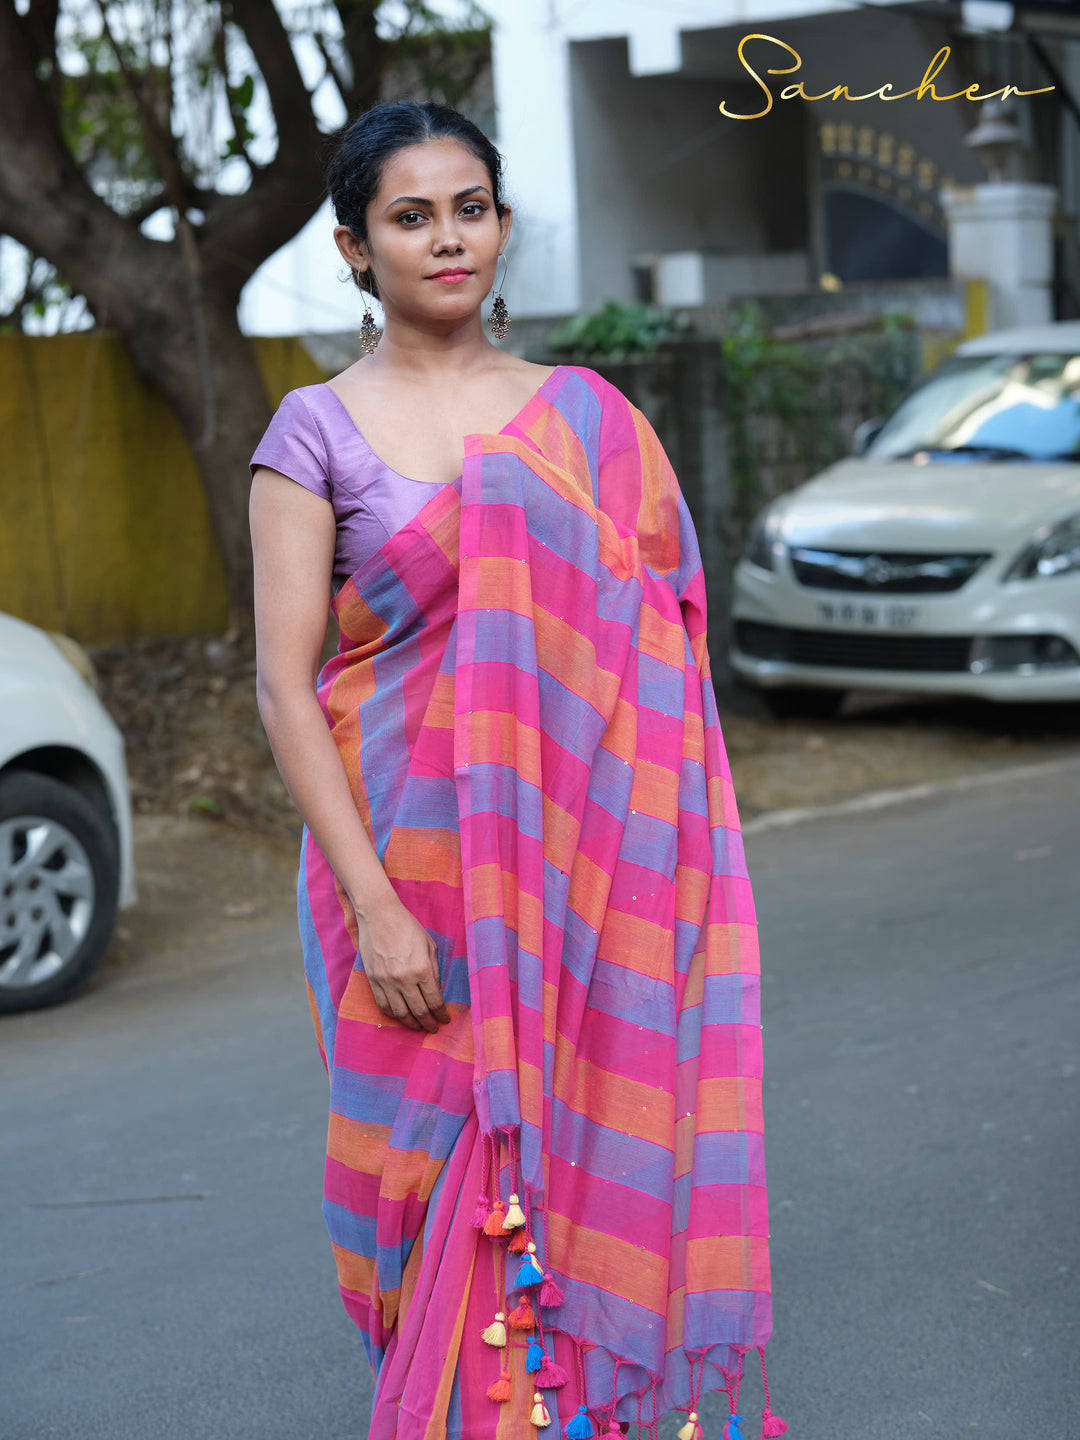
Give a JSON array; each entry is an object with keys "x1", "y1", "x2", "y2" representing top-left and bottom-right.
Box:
[
  {"x1": 487, "y1": 1369, "x2": 513, "y2": 1403},
  {"x1": 508, "y1": 1295, "x2": 536, "y2": 1330},
  {"x1": 484, "y1": 1200, "x2": 508, "y2": 1238},
  {"x1": 508, "y1": 1227, "x2": 530, "y2": 1254}
]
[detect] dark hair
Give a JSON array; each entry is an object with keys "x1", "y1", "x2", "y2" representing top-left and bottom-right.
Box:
[{"x1": 327, "y1": 100, "x2": 507, "y2": 301}]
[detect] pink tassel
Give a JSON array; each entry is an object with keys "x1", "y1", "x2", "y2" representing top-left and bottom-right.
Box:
[
  {"x1": 760, "y1": 1411, "x2": 787, "y2": 1438},
  {"x1": 470, "y1": 1191, "x2": 492, "y2": 1229},
  {"x1": 539, "y1": 1271, "x2": 564, "y2": 1307},
  {"x1": 534, "y1": 1354, "x2": 568, "y2": 1388}
]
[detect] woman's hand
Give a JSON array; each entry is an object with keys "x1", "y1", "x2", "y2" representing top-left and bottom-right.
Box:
[{"x1": 355, "y1": 894, "x2": 451, "y2": 1033}]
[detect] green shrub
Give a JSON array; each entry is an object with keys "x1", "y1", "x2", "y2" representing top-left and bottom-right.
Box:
[{"x1": 546, "y1": 299, "x2": 693, "y2": 360}]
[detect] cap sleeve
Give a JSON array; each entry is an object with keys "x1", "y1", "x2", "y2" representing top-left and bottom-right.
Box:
[{"x1": 250, "y1": 389, "x2": 331, "y2": 501}]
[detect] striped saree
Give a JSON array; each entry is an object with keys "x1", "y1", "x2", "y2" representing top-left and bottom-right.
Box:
[{"x1": 298, "y1": 366, "x2": 773, "y2": 1440}]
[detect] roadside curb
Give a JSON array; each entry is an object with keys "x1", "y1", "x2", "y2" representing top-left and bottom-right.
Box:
[{"x1": 741, "y1": 754, "x2": 1080, "y2": 836}]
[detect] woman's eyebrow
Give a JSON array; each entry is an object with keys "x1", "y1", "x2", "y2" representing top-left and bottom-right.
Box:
[{"x1": 385, "y1": 185, "x2": 490, "y2": 209}]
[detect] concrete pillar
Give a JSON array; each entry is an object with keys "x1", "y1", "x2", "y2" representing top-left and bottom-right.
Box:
[{"x1": 941, "y1": 182, "x2": 1057, "y2": 330}]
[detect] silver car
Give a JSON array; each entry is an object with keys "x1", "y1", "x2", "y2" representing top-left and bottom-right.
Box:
[
  {"x1": 0, "y1": 612, "x2": 136, "y2": 1011},
  {"x1": 732, "y1": 321, "x2": 1080, "y2": 716}
]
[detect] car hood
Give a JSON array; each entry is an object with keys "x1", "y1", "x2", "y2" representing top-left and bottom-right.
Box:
[{"x1": 776, "y1": 457, "x2": 1080, "y2": 552}]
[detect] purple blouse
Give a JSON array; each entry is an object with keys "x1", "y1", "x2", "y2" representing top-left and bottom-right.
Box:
[{"x1": 249, "y1": 384, "x2": 460, "y2": 594}]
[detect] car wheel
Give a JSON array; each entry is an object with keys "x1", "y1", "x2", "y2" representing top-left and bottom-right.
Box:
[
  {"x1": 761, "y1": 687, "x2": 847, "y2": 721},
  {"x1": 0, "y1": 771, "x2": 120, "y2": 1013}
]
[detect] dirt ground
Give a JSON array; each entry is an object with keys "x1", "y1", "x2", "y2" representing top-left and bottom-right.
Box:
[
  {"x1": 82, "y1": 628, "x2": 1080, "y2": 987},
  {"x1": 89, "y1": 626, "x2": 1080, "y2": 832}
]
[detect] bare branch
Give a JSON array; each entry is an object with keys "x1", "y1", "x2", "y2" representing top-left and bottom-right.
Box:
[{"x1": 214, "y1": 15, "x2": 253, "y2": 172}]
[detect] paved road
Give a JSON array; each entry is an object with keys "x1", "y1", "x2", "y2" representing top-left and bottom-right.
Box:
[{"x1": 3, "y1": 764, "x2": 1077, "y2": 1440}]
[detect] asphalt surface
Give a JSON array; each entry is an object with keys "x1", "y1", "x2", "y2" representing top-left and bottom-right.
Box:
[{"x1": 3, "y1": 762, "x2": 1077, "y2": 1440}]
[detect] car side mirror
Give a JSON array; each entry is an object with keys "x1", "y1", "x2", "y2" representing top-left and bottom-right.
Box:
[{"x1": 852, "y1": 416, "x2": 885, "y2": 456}]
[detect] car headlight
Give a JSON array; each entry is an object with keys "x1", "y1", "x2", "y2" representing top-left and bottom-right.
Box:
[
  {"x1": 744, "y1": 506, "x2": 784, "y2": 571},
  {"x1": 1003, "y1": 513, "x2": 1080, "y2": 582}
]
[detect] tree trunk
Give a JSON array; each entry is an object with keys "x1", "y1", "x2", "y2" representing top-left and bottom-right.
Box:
[{"x1": 108, "y1": 261, "x2": 273, "y2": 628}]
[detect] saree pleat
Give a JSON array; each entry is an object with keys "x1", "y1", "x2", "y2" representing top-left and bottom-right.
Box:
[{"x1": 299, "y1": 367, "x2": 771, "y2": 1437}]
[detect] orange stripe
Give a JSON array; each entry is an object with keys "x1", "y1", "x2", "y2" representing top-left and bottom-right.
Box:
[
  {"x1": 566, "y1": 851, "x2": 612, "y2": 935},
  {"x1": 547, "y1": 1210, "x2": 666, "y2": 1311},
  {"x1": 384, "y1": 827, "x2": 462, "y2": 887},
  {"x1": 709, "y1": 773, "x2": 741, "y2": 829},
  {"x1": 599, "y1": 695, "x2": 639, "y2": 766},
  {"x1": 596, "y1": 908, "x2": 672, "y2": 980},
  {"x1": 629, "y1": 758, "x2": 680, "y2": 822},
  {"x1": 686, "y1": 1234, "x2": 772, "y2": 1293},
  {"x1": 326, "y1": 1112, "x2": 392, "y2": 1174},
  {"x1": 459, "y1": 709, "x2": 541, "y2": 780},
  {"x1": 638, "y1": 601, "x2": 685, "y2": 665},
  {"x1": 696, "y1": 1076, "x2": 764, "y2": 1133},
  {"x1": 542, "y1": 793, "x2": 580, "y2": 876},
  {"x1": 674, "y1": 1113, "x2": 695, "y2": 1178},
  {"x1": 462, "y1": 556, "x2": 533, "y2": 617},
  {"x1": 331, "y1": 1241, "x2": 374, "y2": 1296},
  {"x1": 425, "y1": 669, "x2": 456, "y2": 729},
  {"x1": 674, "y1": 863, "x2": 709, "y2": 924},
  {"x1": 305, "y1": 978, "x2": 328, "y2": 1069},
  {"x1": 552, "y1": 1049, "x2": 674, "y2": 1148},
  {"x1": 665, "y1": 1284, "x2": 686, "y2": 1350},
  {"x1": 479, "y1": 1013, "x2": 517, "y2": 1073}
]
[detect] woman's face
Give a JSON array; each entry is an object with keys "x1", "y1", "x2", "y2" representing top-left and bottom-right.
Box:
[{"x1": 336, "y1": 136, "x2": 511, "y2": 325}]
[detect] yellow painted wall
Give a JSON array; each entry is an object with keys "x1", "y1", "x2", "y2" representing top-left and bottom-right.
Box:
[{"x1": 0, "y1": 332, "x2": 325, "y2": 643}]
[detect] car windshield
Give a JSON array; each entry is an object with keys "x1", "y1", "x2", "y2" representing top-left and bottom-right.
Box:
[{"x1": 866, "y1": 351, "x2": 1080, "y2": 462}]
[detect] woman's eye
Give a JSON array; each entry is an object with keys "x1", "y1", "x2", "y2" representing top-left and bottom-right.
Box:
[
  {"x1": 397, "y1": 211, "x2": 424, "y2": 225},
  {"x1": 462, "y1": 203, "x2": 487, "y2": 217}
]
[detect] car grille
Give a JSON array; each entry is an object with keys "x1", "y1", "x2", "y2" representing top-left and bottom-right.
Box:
[
  {"x1": 734, "y1": 621, "x2": 973, "y2": 672},
  {"x1": 789, "y1": 548, "x2": 991, "y2": 593}
]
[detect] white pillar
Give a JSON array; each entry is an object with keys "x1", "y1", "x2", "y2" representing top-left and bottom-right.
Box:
[{"x1": 941, "y1": 182, "x2": 1057, "y2": 330}]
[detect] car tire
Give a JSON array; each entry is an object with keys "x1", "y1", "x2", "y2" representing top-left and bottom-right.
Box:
[
  {"x1": 0, "y1": 771, "x2": 120, "y2": 1013},
  {"x1": 761, "y1": 687, "x2": 847, "y2": 721}
]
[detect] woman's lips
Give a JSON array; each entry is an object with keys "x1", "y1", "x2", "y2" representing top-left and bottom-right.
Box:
[{"x1": 428, "y1": 271, "x2": 472, "y2": 284}]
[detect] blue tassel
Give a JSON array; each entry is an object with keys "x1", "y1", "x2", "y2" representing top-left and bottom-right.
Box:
[
  {"x1": 526, "y1": 1336, "x2": 544, "y2": 1373},
  {"x1": 566, "y1": 1404, "x2": 594, "y2": 1438},
  {"x1": 721, "y1": 1417, "x2": 744, "y2": 1440},
  {"x1": 515, "y1": 1254, "x2": 545, "y2": 1288}
]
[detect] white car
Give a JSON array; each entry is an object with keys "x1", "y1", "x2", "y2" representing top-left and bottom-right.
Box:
[
  {"x1": 0, "y1": 612, "x2": 136, "y2": 1012},
  {"x1": 732, "y1": 321, "x2": 1080, "y2": 716}
]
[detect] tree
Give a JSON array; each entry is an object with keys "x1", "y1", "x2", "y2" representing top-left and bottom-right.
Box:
[{"x1": 0, "y1": 0, "x2": 491, "y2": 623}]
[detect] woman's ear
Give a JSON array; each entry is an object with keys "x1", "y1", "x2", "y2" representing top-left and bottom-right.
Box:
[
  {"x1": 333, "y1": 224, "x2": 370, "y2": 274},
  {"x1": 498, "y1": 205, "x2": 513, "y2": 252}
]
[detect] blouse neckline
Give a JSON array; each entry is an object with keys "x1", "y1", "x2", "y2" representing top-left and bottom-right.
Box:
[{"x1": 318, "y1": 364, "x2": 566, "y2": 488}]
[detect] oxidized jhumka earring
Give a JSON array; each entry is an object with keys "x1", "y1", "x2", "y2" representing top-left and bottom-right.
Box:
[
  {"x1": 357, "y1": 273, "x2": 381, "y2": 355},
  {"x1": 488, "y1": 252, "x2": 511, "y2": 340}
]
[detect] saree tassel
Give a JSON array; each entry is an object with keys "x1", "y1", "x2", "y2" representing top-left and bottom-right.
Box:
[
  {"x1": 565, "y1": 1404, "x2": 594, "y2": 1439},
  {"x1": 484, "y1": 1200, "x2": 508, "y2": 1237},
  {"x1": 503, "y1": 1192, "x2": 527, "y2": 1229},
  {"x1": 539, "y1": 1271, "x2": 564, "y2": 1307},
  {"x1": 469, "y1": 1192, "x2": 493, "y2": 1230},
  {"x1": 509, "y1": 1295, "x2": 537, "y2": 1330},
  {"x1": 515, "y1": 1247, "x2": 546, "y2": 1288},
  {"x1": 481, "y1": 1312, "x2": 507, "y2": 1347},
  {"x1": 508, "y1": 1226, "x2": 530, "y2": 1254},
  {"x1": 487, "y1": 1370, "x2": 513, "y2": 1404},
  {"x1": 720, "y1": 1417, "x2": 744, "y2": 1440},
  {"x1": 531, "y1": 1392, "x2": 553, "y2": 1428},
  {"x1": 760, "y1": 1412, "x2": 787, "y2": 1438},
  {"x1": 526, "y1": 1336, "x2": 545, "y2": 1373},
  {"x1": 677, "y1": 1413, "x2": 703, "y2": 1440},
  {"x1": 534, "y1": 1354, "x2": 568, "y2": 1388}
]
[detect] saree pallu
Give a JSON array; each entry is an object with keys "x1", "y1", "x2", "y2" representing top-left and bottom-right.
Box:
[{"x1": 299, "y1": 366, "x2": 772, "y2": 1440}]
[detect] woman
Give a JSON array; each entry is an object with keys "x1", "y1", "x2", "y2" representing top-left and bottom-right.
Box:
[{"x1": 249, "y1": 101, "x2": 778, "y2": 1440}]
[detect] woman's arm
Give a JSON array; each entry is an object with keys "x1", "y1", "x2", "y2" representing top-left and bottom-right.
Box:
[{"x1": 249, "y1": 466, "x2": 450, "y2": 1033}]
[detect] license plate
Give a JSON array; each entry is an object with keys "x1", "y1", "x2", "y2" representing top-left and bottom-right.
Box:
[{"x1": 815, "y1": 600, "x2": 923, "y2": 629}]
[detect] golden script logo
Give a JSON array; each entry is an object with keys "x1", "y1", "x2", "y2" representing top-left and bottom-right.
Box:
[{"x1": 719, "y1": 34, "x2": 1054, "y2": 119}]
